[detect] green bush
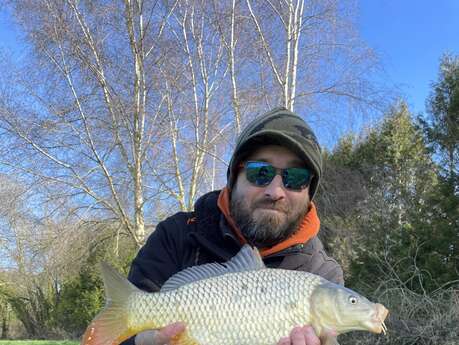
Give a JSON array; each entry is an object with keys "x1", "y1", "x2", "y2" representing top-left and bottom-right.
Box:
[{"x1": 53, "y1": 268, "x2": 103, "y2": 337}]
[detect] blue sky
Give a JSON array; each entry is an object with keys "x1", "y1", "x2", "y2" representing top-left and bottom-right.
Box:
[
  {"x1": 1, "y1": 1, "x2": 458, "y2": 122},
  {"x1": 359, "y1": 0, "x2": 459, "y2": 116},
  {"x1": 0, "y1": 6, "x2": 18, "y2": 51}
]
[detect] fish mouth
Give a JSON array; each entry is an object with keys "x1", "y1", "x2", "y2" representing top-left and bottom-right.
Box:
[{"x1": 367, "y1": 303, "x2": 389, "y2": 334}]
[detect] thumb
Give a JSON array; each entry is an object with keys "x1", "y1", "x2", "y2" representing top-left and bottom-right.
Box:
[{"x1": 154, "y1": 322, "x2": 186, "y2": 345}]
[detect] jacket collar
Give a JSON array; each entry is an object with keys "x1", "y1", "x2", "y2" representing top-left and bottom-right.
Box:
[{"x1": 189, "y1": 190, "x2": 239, "y2": 261}]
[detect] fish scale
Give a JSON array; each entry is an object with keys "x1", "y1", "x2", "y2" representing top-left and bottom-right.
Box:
[
  {"x1": 81, "y1": 245, "x2": 388, "y2": 345},
  {"x1": 129, "y1": 269, "x2": 324, "y2": 344}
]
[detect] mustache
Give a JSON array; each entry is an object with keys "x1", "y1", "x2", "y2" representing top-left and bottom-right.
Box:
[{"x1": 253, "y1": 199, "x2": 289, "y2": 213}]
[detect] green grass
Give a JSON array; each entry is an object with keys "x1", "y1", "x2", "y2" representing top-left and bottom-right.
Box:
[{"x1": 0, "y1": 341, "x2": 78, "y2": 345}]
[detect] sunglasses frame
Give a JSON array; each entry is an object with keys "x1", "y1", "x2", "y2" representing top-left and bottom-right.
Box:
[{"x1": 242, "y1": 161, "x2": 313, "y2": 191}]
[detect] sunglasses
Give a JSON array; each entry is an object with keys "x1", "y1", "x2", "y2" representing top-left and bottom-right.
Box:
[{"x1": 243, "y1": 161, "x2": 313, "y2": 191}]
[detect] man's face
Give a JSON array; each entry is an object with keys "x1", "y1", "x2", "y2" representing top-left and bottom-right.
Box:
[{"x1": 230, "y1": 145, "x2": 311, "y2": 248}]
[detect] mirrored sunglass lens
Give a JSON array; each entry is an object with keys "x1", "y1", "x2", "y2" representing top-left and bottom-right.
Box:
[
  {"x1": 283, "y1": 167, "x2": 311, "y2": 189},
  {"x1": 246, "y1": 162, "x2": 275, "y2": 186}
]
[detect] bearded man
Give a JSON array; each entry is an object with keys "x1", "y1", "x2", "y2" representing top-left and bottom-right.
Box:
[{"x1": 125, "y1": 107, "x2": 343, "y2": 345}]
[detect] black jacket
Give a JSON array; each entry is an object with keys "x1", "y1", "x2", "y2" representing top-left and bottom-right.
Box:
[{"x1": 128, "y1": 190, "x2": 344, "y2": 293}]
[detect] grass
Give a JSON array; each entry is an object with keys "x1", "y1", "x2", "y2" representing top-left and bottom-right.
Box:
[{"x1": 0, "y1": 341, "x2": 79, "y2": 345}]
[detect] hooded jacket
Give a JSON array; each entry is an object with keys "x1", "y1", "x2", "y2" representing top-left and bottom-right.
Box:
[{"x1": 127, "y1": 190, "x2": 344, "y2": 293}]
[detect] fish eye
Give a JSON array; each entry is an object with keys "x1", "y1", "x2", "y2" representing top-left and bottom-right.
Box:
[{"x1": 348, "y1": 296, "x2": 358, "y2": 304}]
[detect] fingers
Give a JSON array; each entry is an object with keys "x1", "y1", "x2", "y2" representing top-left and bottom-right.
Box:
[
  {"x1": 290, "y1": 326, "x2": 307, "y2": 344},
  {"x1": 277, "y1": 325, "x2": 321, "y2": 345},
  {"x1": 135, "y1": 323, "x2": 186, "y2": 345},
  {"x1": 302, "y1": 326, "x2": 321, "y2": 345},
  {"x1": 153, "y1": 322, "x2": 186, "y2": 345}
]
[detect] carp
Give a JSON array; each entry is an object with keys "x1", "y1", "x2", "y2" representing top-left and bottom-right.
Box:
[{"x1": 82, "y1": 245, "x2": 388, "y2": 345}]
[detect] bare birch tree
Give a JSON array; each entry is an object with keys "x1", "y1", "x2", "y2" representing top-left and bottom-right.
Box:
[
  {"x1": 244, "y1": 0, "x2": 381, "y2": 115},
  {"x1": 212, "y1": 0, "x2": 244, "y2": 133},
  {"x1": 150, "y1": 0, "x2": 234, "y2": 211},
  {"x1": 0, "y1": 0, "x2": 384, "y2": 250},
  {"x1": 0, "y1": 0, "x2": 183, "y2": 247}
]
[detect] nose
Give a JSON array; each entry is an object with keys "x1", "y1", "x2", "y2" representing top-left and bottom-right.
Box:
[{"x1": 263, "y1": 175, "x2": 286, "y2": 201}]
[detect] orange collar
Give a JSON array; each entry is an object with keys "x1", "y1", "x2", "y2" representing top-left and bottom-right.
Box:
[{"x1": 217, "y1": 187, "x2": 320, "y2": 257}]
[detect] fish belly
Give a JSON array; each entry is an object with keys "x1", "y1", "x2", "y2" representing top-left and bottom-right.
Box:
[{"x1": 129, "y1": 269, "x2": 322, "y2": 345}]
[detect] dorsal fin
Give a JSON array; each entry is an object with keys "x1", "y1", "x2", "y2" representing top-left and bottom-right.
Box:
[{"x1": 160, "y1": 244, "x2": 265, "y2": 292}]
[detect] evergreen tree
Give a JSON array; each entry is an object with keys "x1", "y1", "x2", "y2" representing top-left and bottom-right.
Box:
[
  {"x1": 53, "y1": 230, "x2": 136, "y2": 337},
  {"x1": 330, "y1": 102, "x2": 440, "y2": 293},
  {"x1": 414, "y1": 53, "x2": 459, "y2": 290},
  {"x1": 424, "y1": 53, "x2": 459, "y2": 184},
  {"x1": 54, "y1": 264, "x2": 104, "y2": 337}
]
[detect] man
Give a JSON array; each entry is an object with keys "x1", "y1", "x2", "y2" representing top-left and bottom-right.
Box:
[{"x1": 127, "y1": 107, "x2": 343, "y2": 345}]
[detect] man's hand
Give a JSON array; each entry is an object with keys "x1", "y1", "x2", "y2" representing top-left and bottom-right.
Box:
[
  {"x1": 277, "y1": 326, "x2": 321, "y2": 345},
  {"x1": 135, "y1": 322, "x2": 186, "y2": 345},
  {"x1": 136, "y1": 323, "x2": 322, "y2": 345}
]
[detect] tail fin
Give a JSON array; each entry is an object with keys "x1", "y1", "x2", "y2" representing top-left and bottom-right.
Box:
[{"x1": 81, "y1": 263, "x2": 140, "y2": 345}]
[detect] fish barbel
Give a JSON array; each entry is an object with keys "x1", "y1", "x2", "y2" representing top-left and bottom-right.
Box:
[{"x1": 82, "y1": 245, "x2": 388, "y2": 345}]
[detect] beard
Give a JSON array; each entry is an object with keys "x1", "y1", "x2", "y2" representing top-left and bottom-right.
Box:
[{"x1": 230, "y1": 193, "x2": 309, "y2": 248}]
